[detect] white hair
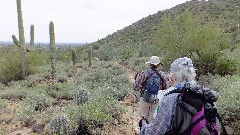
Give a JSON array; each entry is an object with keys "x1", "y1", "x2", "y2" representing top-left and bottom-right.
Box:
[{"x1": 169, "y1": 57, "x2": 197, "y2": 85}]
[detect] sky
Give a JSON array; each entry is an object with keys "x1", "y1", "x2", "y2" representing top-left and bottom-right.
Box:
[{"x1": 0, "y1": 0, "x2": 187, "y2": 43}]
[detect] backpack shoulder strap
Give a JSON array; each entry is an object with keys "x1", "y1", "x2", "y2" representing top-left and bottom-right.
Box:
[
  {"x1": 179, "y1": 108, "x2": 215, "y2": 135},
  {"x1": 146, "y1": 69, "x2": 155, "y2": 78}
]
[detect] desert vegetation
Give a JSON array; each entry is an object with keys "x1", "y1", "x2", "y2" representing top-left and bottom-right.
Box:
[{"x1": 0, "y1": 0, "x2": 240, "y2": 134}]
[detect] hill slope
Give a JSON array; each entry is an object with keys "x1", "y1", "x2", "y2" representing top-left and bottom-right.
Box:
[{"x1": 91, "y1": 0, "x2": 239, "y2": 48}]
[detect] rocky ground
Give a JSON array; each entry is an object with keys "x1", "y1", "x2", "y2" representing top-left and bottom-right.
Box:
[{"x1": 0, "y1": 66, "x2": 237, "y2": 135}]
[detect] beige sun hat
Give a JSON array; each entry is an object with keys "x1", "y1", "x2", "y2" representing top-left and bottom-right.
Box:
[{"x1": 146, "y1": 56, "x2": 162, "y2": 65}]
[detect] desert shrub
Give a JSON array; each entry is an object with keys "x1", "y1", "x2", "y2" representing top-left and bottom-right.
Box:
[
  {"x1": 75, "y1": 61, "x2": 131, "y2": 99},
  {"x1": 210, "y1": 75, "x2": 240, "y2": 127},
  {"x1": 47, "y1": 82, "x2": 77, "y2": 100},
  {"x1": 64, "y1": 64, "x2": 77, "y2": 77},
  {"x1": 24, "y1": 92, "x2": 53, "y2": 111},
  {"x1": 215, "y1": 56, "x2": 238, "y2": 75},
  {"x1": 0, "y1": 86, "x2": 28, "y2": 100},
  {"x1": 193, "y1": 51, "x2": 221, "y2": 75},
  {"x1": 0, "y1": 49, "x2": 49, "y2": 84},
  {"x1": 26, "y1": 72, "x2": 50, "y2": 87},
  {"x1": 64, "y1": 105, "x2": 81, "y2": 131},
  {"x1": 74, "y1": 90, "x2": 125, "y2": 134},
  {"x1": 0, "y1": 83, "x2": 5, "y2": 90},
  {"x1": 0, "y1": 51, "x2": 22, "y2": 83},
  {"x1": 17, "y1": 104, "x2": 36, "y2": 126},
  {"x1": 49, "y1": 113, "x2": 73, "y2": 135},
  {"x1": 127, "y1": 57, "x2": 149, "y2": 72},
  {"x1": 57, "y1": 49, "x2": 72, "y2": 62},
  {"x1": 28, "y1": 49, "x2": 49, "y2": 74},
  {"x1": 0, "y1": 99, "x2": 7, "y2": 109},
  {"x1": 99, "y1": 45, "x2": 114, "y2": 61},
  {"x1": 193, "y1": 52, "x2": 238, "y2": 76}
]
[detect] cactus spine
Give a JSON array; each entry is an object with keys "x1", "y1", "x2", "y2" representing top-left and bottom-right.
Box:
[
  {"x1": 71, "y1": 49, "x2": 78, "y2": 65},
  {"x1": 12, "y1": 0, "x2": 28, "y2": 78},
  {"x1": 49, "y1": 21, "x2": 56, "y2": 76},
  {"x1": 88, "y1": 46, "x2": 92, "y2": 67},
  {"x1": 30, "y1": 24, "x2": 34, "y2": 46}
]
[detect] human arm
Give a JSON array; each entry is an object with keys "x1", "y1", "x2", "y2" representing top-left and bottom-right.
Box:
[
  {"x1": 141, "y1": 94, "x2": 178, "y2": 135},
  {"x1": 133, "y1": 71, "x2": 148, "y2": 91}
]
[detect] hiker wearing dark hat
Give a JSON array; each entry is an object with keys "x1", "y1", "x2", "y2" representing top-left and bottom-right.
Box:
[
  {"x1": 141, "y1": 57, "x2": 226, "y2": 135},
  {"x1": 133, "y1": 56, "x2": 167, "y2": 126}
]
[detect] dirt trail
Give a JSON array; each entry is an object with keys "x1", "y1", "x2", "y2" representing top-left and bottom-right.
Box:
[
  {"x1": 105, "y1": 65, "x2": 141, "y2": 135},
  {"x1": 68, "y1": 67, "x2": 81, "y2": 83}
]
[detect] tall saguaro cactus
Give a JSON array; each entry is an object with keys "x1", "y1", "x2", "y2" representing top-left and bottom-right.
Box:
[
  {"x1": 12, "y1": 0, "x2": 28, "y2": 79},
  {"x1": 30, "y1": 24, "x2": 34, "y2": 46},
  {"x1": 88, "y1": 46, "x2": 92, "y2": 67},
  {"x1": 49, "y1": 21, "x2": 56, "y2": 76},
  {"x1": 71, "y1": 48, "x2": 78, "y2": 65}
]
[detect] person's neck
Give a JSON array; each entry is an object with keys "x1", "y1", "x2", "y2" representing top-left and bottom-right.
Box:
[{"x1": 150, "y1": 67, "x2": 158, "y2": 71}]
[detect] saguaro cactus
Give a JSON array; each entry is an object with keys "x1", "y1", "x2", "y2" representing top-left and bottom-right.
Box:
[
  {"x1": 71, "y1": 48, "x2": 78, "y2": 65},
  {"x1": 49, "y1": 21, "x2": 56, "y2": 75},
  {"x1": 76, "y1": 88, "x2": 89, "y2": 105},
  {"x1": 30, "y1": 24, "x2": 34, "y2": 46},
  {"x1": 12, "y1": 0, "x2": 28, "y2": 79},
  {"x1": 88, "y1": 46, "x2": 92, "y2": 67}
]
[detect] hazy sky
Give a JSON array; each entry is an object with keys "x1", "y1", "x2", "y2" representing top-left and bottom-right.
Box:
[{"x1": 0, "y1": 0, "x2": 187, "y2": 43}]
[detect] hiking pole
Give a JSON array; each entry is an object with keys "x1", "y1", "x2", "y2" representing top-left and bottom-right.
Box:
[{"x1": 131, "y1": 93, "x2": 135, "y2": 135}]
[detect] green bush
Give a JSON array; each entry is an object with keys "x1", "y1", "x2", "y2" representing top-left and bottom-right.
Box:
[
  {"x1": 216, "y1": 57, "x2": 238, "y2": 75},
  {"x1": 17, "y1": 104, "x2": 36, "y2": 126},
  {"x1": 65, "y1": 64, "x2": 77, "y2": 77},
  {"x1": 126, "y1": 57, "x2": 149, "y2": 72},
  {"x1": 0, "y1": 49, "x2": 49, "y2": 84},
  {"x1": 24, "y1": 92, "x2": 53, "y2": 111},
  {"x1": 193, "y1": 52, "x2": 238, "y2": 76},
  {"x1": 56, "y1": 49, "x2": 72, "y2": 62},
  {"x1": 210, "y1": 75, "x2": 240, "y2": 126},
  {"x1": 47, "y1": 82, "x2": 77, "y2": 100},
  {"x1": 28, "y1": 50, "x2": 49, "y2": 74},
  {"x1": 0, "y1": 51, "x2": 22, "y2": 83},
  {"x1": 0, "y1": 99, "x2": 7, "y2": 109},
  {"x1": 75, "y1": 61, "x2": 131, "y2": 99},
  {"x1": 0, "y1": 86, "x2": 28, "y2": 100}
]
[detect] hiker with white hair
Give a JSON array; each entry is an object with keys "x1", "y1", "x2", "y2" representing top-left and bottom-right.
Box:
[
  {"x1": 133, "y1": 56, "x2": 167, "y2": 129},
  {"x1": 141, "y1": 57, "x2": 227, "y2": 135}
]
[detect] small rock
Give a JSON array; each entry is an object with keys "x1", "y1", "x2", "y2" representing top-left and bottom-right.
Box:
[
  {"x1": 113, "y1": 119, "x2": 119, "y2": 125},
  {"x1": 121, "y1": 126, "x2": 133, "y2": 135},
  {"x1": 31, "y1": 123, "x2": 45, "y2": 133},
  {"x1": 61, "y1": 100, "x2": 69, "y2": 104},
  {"x1": 43, "y1": 123, "x2": 50, "y2": 134}
]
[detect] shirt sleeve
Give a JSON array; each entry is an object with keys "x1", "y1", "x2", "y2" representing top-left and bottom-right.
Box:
[
  {"x1": 133, "y1": 70, "x2": 148, "y2": 91},
  {"x1": 141, "y1": 94, "x2": 178, "y2": 135}
]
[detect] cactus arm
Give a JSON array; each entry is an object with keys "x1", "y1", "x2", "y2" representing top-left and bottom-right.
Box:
[
  {"x1": 12, "y1": 35, "x2": 20, "y2": 47},
  {"x1": 30, "y1": 24, "x2": 34, "y2": 46}
]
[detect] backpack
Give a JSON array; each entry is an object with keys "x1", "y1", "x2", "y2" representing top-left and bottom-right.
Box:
[
  {"x1": 142, "y1": 69, "x2": 163, "y2": 103},
  {"x1": 165, "y1": 84, "x2": 228, "y2": 135}
]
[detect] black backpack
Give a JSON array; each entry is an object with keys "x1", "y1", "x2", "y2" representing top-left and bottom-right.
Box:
[{"x1": 165, "y1": 84, "x2": 228, "y2": 135}]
